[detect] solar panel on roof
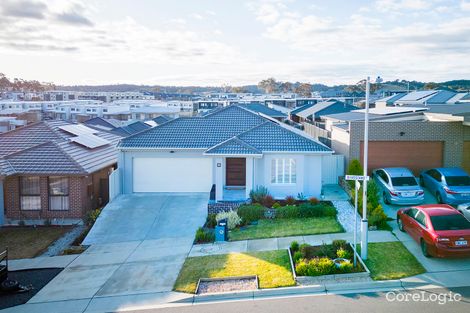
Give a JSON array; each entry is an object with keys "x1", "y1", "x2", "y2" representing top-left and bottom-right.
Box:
[
  {"x1": 70, "y1": 134, "x2": 110, "y2": 149},
  {"x1": 59, "y1": 124, "x2": 98, "y2": 136}
]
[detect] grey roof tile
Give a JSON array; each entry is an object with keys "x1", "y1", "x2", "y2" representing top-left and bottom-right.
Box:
[
  {"x1": 119, "y1": 105, "x2": 331, "y2": 153},
  {"x1": 205, "y1": 137, "x2": 262, "y2": 155}
]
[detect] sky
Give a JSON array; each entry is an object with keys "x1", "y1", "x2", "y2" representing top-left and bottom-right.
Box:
[{"x1": 0, "y1": 0, "x2": 469, "y2": 86}]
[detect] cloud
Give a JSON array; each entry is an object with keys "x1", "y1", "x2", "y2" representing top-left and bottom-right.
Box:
[
  {"x1": 375, "y1": 0, "x2": 431, "y2": 12},
  {"x1": 54, "y1": 3, "x2": 94, "y2": 26},
  {"x1": 0, "y1": 0, "x2": 48, "y2": 19},
  {"x1": 462, "y1": 0, "x2": 470, "y2": 10}
]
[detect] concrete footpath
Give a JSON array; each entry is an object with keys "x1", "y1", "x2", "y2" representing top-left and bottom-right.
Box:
[{"x1": 189, "y1": 230, "x2": 397, "y2": 257}]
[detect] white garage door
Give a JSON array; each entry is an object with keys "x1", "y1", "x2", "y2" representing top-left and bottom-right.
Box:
[{"x1": 133, "y1": 158, "x2": 213, "y2": 192}]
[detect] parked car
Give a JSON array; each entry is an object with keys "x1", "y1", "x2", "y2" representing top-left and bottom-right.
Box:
[
  {"x1": 420, "y1": 168, "x2": 470, "y2": 205},
  {"x1": 397, "y1": 204, "x2": 470, "y2": 258},
  {"x1": 457, "y1": 203, "x2": 470, "y2": 221},
  {"x1": 372, "y1": 168, "x2": 424, "y2": 205}
]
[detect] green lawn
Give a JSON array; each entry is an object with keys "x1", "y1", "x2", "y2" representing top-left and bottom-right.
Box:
[
  {"x1": 229, "y1": 217, "x2": 344, "y2": 241},
  {"x1": 362, "y1": 242, "x2": 426, "y2": 280},
  {"x1": 174, "y1": 250, "x2": 295, "y2": 293}
]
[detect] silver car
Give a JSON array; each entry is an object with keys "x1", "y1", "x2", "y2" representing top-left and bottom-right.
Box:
[
  {"x1": 373, "y1": 167, "x2": 425, "y2": 205},
  {"x1": 457, "y1": 203, "x2": 470, "y2": 221}
]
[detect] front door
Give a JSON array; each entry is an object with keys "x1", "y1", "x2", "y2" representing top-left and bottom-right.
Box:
[{"x1": 226, "y1": 158, "x2": 246, "y2": 186}]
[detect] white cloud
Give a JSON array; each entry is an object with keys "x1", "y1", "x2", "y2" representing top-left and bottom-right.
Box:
[
  {"x1": 461, "y1": 0, "x2": 470, "y2": 10},
  {"x1": 375, "y1": 0, "x2": 431, "y2": 12},
  {"x1": 0, "y1": 0, "x2": 240, "y2": 66}
]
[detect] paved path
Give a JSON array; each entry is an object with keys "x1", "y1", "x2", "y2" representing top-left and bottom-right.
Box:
[
  {"x1": 8, "y1": 255, "x2": 79, "y2": 271},
  {"x1": 189, "y1": 231, "x2": 397, "y2": 257},
  {"x1": 2, "y1": 193, "x2": 209, "y2": 313}
]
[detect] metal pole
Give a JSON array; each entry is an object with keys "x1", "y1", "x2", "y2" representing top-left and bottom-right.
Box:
[
  {"x1": 361, "y1": 76, "x2": 370, "y2": 260},
  {"x1": 353, "y1": 180, "x2": 358, "y2": 267}
]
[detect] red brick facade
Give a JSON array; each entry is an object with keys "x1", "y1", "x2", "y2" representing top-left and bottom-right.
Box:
[{"x1": 3, "y1": 166, "x2": 113, "y2": 222}]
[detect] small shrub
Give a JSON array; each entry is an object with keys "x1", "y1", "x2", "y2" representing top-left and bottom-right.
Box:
[
  {"x1": 295, "y1": 259, "x2": 310, "y2": 276},
  {"x1": 249, "y1": 186, "x2": 270, "y2": 204},
  {"x1": 293, "y1": 251, "x2": 303, "y2": 263},
  {"x1": 205, "y1": 214, "x2": 217, "y2": 228},
  {"x1": 336, "y1": 247, "x2": 351, "y2": 259},
  {"x1": 262, "y1": 195, "x2": 276, "y2": 208},
  {"x1": 285, "y1": 195, "x2": 296, "y2": 205},
  {"x1": 85, "y1": 208, "x2": 101, "y2": 226},
  {"x1": 332, "y1": 239, "x2": 347, "y2": 249},
  {"x1": 43, "y1": 219, "x2": 52, "y2": 226},
  {"x1": 347, "y1": 159, "x2": 363, "y2": 188},
  {"x1": 297, "y1": 257, "x2": 335, "y2": 276},
  {"x1": 237, "y1": 204, "x2": 266, "y2": 225},
  {"x1": 18, "y1": 220, "x2": 26, "y2": 226},
  {"x1": 308, "y1": 197, "x2": 319, "y2": 205},
  {"x1": 275, "y1": 205, "x2": 300, "y2": 219},
  {"x1": 338, "y1": 261, "x2": 354, "y2": 273},
  {"x1": 369, "y1": 204, "x2": 388, "y2": 228},
  {"x1": 290, "y1": 241, "x2": 300, "y2": 252},
  {"x1": 216, "y1": 211, "x2": 242, "y2": 230},
  {"x1": 272, "y1": 202, "x2": 282, "y2": 209},
  {"x1": 297, "y1": 193, "x2": 306, "y2": 201},
  {"x1": 195, "y1": 227, "x2": 215, "y2": 243},
  {"x1": 299, "y1": 243, "x2": 311, "y2": 258}
]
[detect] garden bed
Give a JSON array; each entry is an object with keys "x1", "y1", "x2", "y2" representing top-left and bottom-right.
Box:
[
  {"x1": 289, "y1": 240, "x2": 370, "y2": 285},
  {"x1": 196, "y1": 276, "x2": 258, "y2": 294}
]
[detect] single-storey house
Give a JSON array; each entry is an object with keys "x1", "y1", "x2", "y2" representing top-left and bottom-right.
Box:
[
  {"x1": 117, "y1": 105, "x2": 339, "y2": 201},
  {"x1": 0, "y1": 121, "x2": 122, "y2": 225},
  {"x1": 322, "y1": 105, "x2": 470, "y2": 175}
]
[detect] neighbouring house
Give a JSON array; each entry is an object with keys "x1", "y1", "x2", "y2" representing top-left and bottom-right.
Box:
[
  {"x1": 0, "y1": 121, "x2": 122, "y2": 225},
  {"x1": 84, "y1": 117, "x2": 151, "y2": 137},
  {"x1": 289, "y1": 100, "x2": 357, "y2": 123},
  {"x1": 240, "y1": 103, "x2": 287, "y2": 121},
  {"x1": 322, "y1": 104, "x2": 470, "y2": 175},
  {"x1": 117, "y1": 105, "x2": 342, "y2": 202}
]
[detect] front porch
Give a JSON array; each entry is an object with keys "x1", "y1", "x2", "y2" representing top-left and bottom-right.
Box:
[{"x1": 213, "y1": 157, "x2": 254, "y2": 202}]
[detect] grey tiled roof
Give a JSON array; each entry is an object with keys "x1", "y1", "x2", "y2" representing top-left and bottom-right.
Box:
[
  {"x1": 119, "y1": 105, "x2": 332, "y2": 154},
  {"x1": 241, "y1": 103, "x2": 287, "y2": 118},
  {"x1": 152, "y1": 115, "x2": 173, "y2": 125},
  {"x1": 0, "y1": 120, "x2": 122, "y2": 176},
  {"x1": 205, "y1": 137, "x2": 262, "y2": 155},
  {"x1": 3, "y1": 142, "x2": 84, "y2": 175}
]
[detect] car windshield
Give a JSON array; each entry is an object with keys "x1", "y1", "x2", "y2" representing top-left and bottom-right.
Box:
[
  {"x1": 446, "y1": 176, "x2": 470, "y2": 186},
  {"x1": 391, "y1": 177, "x2": 417, "y2": 186},
  {"x1": 430, "y1": 214, "x2": 470, "y2": 231}
]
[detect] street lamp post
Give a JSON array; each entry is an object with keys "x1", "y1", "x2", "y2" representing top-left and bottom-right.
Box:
[{"x1": 361, "y1": 76, "x2": 370, "y2": 260}]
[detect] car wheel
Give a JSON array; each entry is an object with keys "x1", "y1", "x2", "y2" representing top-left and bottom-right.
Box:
[
  {"x1": 397, "y1": 217, "x2": 404, "y2": 232},
  {"x1": 436, "y1": 193, "x2": 443, "y2": 204},
  {"x1": 383, "y1": 192, "x2": 390, "y2": 204},
  {"x1": 421, "y1": 239, "x2": 431, "y2": 258}
]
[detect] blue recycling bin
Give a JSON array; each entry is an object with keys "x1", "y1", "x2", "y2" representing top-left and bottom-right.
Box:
[{"x1": 215, "y1": 218, "x2": 228, "y2": 242}]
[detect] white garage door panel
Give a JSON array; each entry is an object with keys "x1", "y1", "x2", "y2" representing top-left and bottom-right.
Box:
[{"x1": 133, "y1": 158, "x2": 213, "y2": 192}]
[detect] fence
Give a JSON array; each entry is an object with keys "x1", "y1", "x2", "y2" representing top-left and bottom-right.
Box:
[
  {"x1": 303, "y1": 122, "x2": 331, "y2": 147},
  {"x1": 109, "y1": 168, "x2": 122, "y2": 201}
]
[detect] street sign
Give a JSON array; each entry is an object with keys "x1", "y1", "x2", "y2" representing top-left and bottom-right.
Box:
[{"x1": 345, "y1": 175, "x2": 370, "y2": 181}]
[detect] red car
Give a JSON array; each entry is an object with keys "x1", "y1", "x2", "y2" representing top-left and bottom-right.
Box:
[{"x1": 397, "y1": 204, "x2": 470, "y2": 258}]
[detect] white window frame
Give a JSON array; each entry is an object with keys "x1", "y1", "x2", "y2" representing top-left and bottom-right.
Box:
[{"x1": 271, "y1": 158, "x2": 297, "y2": 184}]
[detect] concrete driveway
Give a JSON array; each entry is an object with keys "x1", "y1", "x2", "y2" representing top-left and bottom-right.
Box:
[
  {"x1": 380, "y1": 189, "x2": 437, "y2": 219},
  {"x1": 26, "y1": 193, "x2": 208, "y2": 308}
]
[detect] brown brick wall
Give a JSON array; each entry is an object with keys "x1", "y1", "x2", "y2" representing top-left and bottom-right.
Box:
[
  {"x1": 4, "y1": 175, "x2": 85, "y2": 221},
  {"x1": 3, "y1": 166, "x2": 114, "y2": 222},
  {"x1": 340, "y1": 121, "x2": 467, "y2": 169}
]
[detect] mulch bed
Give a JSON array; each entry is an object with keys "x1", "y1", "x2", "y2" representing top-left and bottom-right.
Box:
[
  {"x1": 197, "y1": 277, "x2": 258, "y2": 294},
  {"x1": 0, "y1": 268, "x2": 63, "y2": 310}
]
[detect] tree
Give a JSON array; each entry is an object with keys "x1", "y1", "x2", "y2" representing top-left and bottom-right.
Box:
[
  {"x1": 231, "y1": 86, "x2": 248, "y2": 93},
  {"x1": 423, "y1": 82, "x2": 439, "y2": 90},
  {"x1": 294, "y1": 83, "x2": 312, "y2": 97},
  {"x1": 258, "y1": 77, "x2": 279, "y2": 94},
  {"x1": 280, "y1": 81, "x2": 293, "y2": 93}
]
